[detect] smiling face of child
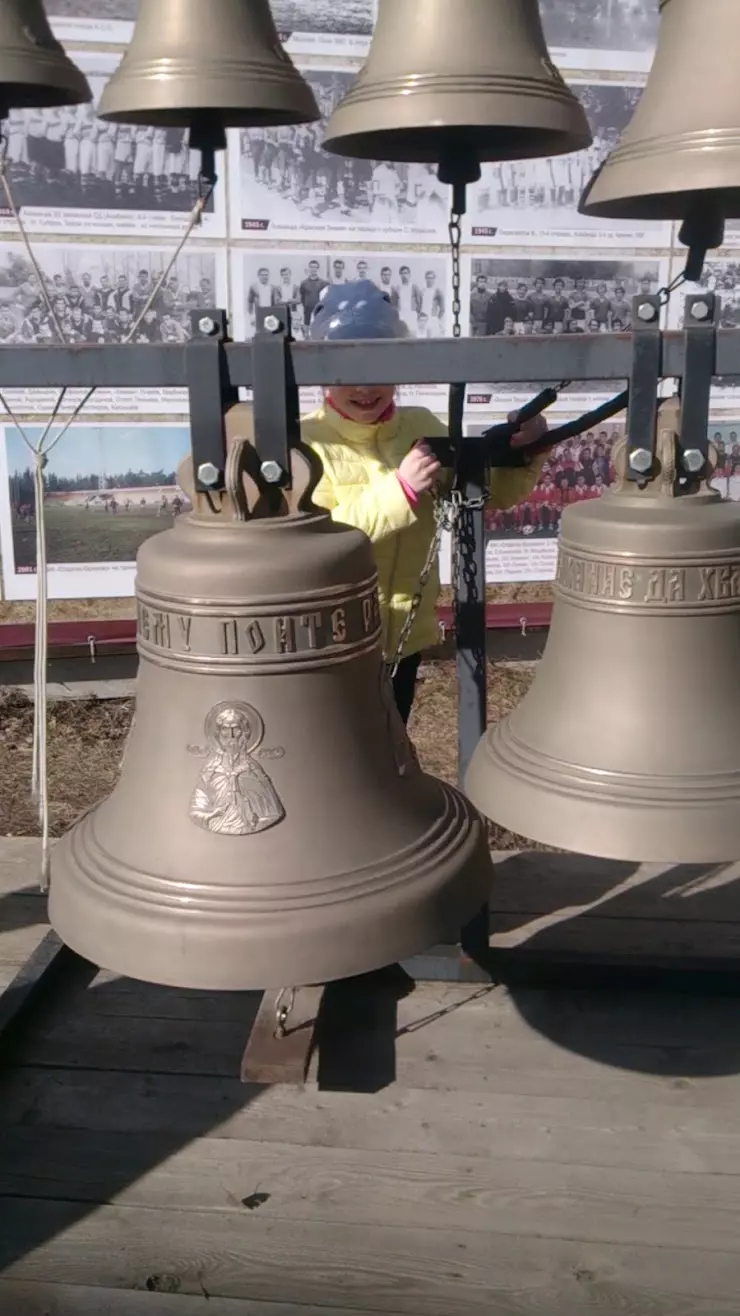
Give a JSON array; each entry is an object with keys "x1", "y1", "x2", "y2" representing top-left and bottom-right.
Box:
[{"x1": 327, "y1": 384, "x2": 395, "y2": 424}]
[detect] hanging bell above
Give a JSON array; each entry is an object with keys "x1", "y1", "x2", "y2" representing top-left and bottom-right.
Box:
[
  {"x1": 0, "y1": 0, "x2": 91, "y2": 112},
  {"x1": 581, "y1": 0, "x2": 740, "y2": 247},
  {"x1": 97, "y1": 0, "x2": 319, "y2": 128},
  {"x1": 465, "y1": 401, "x2": 740, "y2": 865},
  {"x1": 322, "y1": 0, "x2": 592, "y2": 168}
]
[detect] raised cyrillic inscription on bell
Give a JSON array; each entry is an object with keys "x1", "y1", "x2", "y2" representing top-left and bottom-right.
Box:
[
  {"x1": 136, "y1": 583, "x2": 381, "y2": 666},
  {"x1": 557, "y1": 551, "x2": 740, "y2": 609}
]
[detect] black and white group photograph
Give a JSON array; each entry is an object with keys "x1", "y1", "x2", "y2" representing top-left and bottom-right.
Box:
[
  {"x1": 0, "y1": 51, "x2": 224, "y2": 238},
  {"x1": 230, "y1": 249, "x2": 448, "y2": 411},
  {"x1": 230, "y1": 67, "x2": 449, "y2": 245},
  {"x1": 668, "y1": 258, "x2": 740, "y2": 393},
  {"x1": 232, "y1": 250, "x2": 450, "y2": 341},
  {"x1": 539, "y1": 0, "x2": 657, "y2": 59},
  {"x1": 468, "y1": 83, "x2": 670, "y2": 248},
  {"x1": 0, "y1": 241, "x2": 225, "y2": 416},
  {"x1": 48, "y1": 0, "x2": 375, "y2": 54},
  {"x1": 464, "y1": 255, "x2": 667, "y2": 400}
]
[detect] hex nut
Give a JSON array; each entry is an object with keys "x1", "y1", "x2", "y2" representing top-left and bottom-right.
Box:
[
  {"x1": 260, "y1": 460, "x2": 283, "y2": 484},
  {"x1": 691, "y1": 300, "x2": 710, "y2": 321},
  {"x1": 197, "y1": 462, "x2": 220, "y2": 487},
  {"x1": 263, "y1": 314, "x2": 282, "y2": 334},
  {"x1": 636, "y1": 302, "x2": 656, "y2": 323},
  {"x1": 198, "y1": 316, "x2": 217, "y2": 336},
  {"x1": 682, "y1": 448, "x2": 705, "y2": 474},
  {"x1": 629, "y1": 447, "x2": 653, "y2": 474}
]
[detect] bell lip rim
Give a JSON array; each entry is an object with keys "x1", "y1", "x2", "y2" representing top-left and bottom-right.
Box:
[
  {"x1": 323, "y1": 125, "x2": 593, "y2": 165},
  {"x1": 97, "y1": 106, "x2": 319, "y2": 129}
]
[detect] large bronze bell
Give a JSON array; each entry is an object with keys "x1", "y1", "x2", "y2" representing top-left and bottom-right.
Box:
[
  {"x1": 49, "y1": 410, "x2": 492, "y2": 991},
  {"x1": 466, "y1": 401, "x2": 740, "y2": 864},
  {"x1": 323, "y1": 0, "x2": 592, "y2": 165},
  {"x1": 0, "y1": 0, "x2": 90, "y2": 111},
  {"x1": 98, "y1": 0, "x2": 319, "y2": 128},
  {"x1": 581, "y1": 0, "x2": 740, "y2": 224}
]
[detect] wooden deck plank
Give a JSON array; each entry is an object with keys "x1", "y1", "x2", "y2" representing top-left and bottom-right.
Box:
[
  {"x1": 3, "y1": 1126, "x2": 740, "y2": 1253},
  {"x1": 4, "y1": 1066, "x2": 740, "y2": 1174},
  {"x1": 9, "y1": 979, "x2": 740, "y2": 1107},
  {"x1": 0, "y1": 1281, "x2": 386, "y2": 1316},
  {"x1": 3, "y1": 1198, "x2": 740, "y2": 1315}
]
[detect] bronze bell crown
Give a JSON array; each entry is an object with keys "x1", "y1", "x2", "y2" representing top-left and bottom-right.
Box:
[
  {"x1": 49, "y1": 409, "x2": 492, "y2": 992},
  {"x1": 0, "y1": 0, "x2": 91, "y2": 111},
  {"x1": 98, "y1": 0, "x2": 319, "y2": 129},
  {"x1": 581, "y1": 0, "x2": 740, "y2": 222},
  {"x1": 465, "y1": 401, "x2": 740, "y2": 864},
  {"x1": 323, "y1": 0, "x2": 592, "y2": 165}
]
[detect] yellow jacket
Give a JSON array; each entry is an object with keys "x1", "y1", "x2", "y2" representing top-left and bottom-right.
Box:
[{"x1": 302, "y1": 402, "x2": 544, "y2": 658}]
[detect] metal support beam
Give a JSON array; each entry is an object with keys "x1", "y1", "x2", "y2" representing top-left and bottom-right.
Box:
[{"x1": 1, "y1": 326, "x2": 740, "y2": 391}]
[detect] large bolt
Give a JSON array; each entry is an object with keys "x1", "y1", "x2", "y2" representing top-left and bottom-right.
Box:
[
  {"x1": 636, "y1": 302, "x2": 656, "y2": 323},
  {"x1": 198, "y1": 315, "x2": 217, "y2": 336},
  {"x1": 260, "y1": 460, "x2": 283, "y2": 484},
  {"x1": 682, "y1": 448, "x2": 705, "y2": 474},
  {"x1": 629, "y1": 447, "x2": 653, "y2": 474},
  {"x1": 690, "y1": 300, "x2": 710, "y2": 321},
  {"x1": 197, "y1": 461, "x2": 220, "y2": 487},
  {"x1": 263, "y1": 314, "x2": 282, "y2": 334}
]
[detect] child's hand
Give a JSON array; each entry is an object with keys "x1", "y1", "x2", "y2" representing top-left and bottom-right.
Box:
[{"x1": 398, "y1": 443, "x2": 442, "y2": 495}]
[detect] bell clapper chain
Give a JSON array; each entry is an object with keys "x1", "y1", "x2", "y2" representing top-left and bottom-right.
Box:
[{"x1": 0, "y1": 140, "x2": 215, "y2": 892}]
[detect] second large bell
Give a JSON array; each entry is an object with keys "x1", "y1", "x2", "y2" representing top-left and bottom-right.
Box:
[
  {"x1": 49, "y1": 430, "x2": 491, "y2": 991},
  {"x1": 323, "y1": 0, "x2": 591, "y2": 164},
  {"x1": 581, "y1": 0, "x2": 740, "y2": 222},
  {"x1": 466, "y1": 415, "x2": 740, "y2": 863}
]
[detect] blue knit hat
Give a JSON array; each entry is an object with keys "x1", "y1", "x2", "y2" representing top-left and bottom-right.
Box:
[{"x1": 309, "y1": 278, "x2": 409, "y2": 341}]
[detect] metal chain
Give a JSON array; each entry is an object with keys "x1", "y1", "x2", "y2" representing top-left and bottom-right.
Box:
[
  {"x1": 449, "y1": 210, "x2": 463, "y2": 339},
  {"x1": 274, "y1": 986, "x2": 296, "y2": 1040},
  {"x1": 387, "y1": 206, "x2": 485, "y2": 676}
]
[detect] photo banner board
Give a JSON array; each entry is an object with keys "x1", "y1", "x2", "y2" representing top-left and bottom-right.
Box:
[{"x1": 0, "y1": 0, "x2": 710, "y2": 602}]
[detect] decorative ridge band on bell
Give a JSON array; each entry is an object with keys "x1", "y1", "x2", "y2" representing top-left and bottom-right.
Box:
[
  {"x1": 323, "y1": 0, "x2": 591, "y2": 164},
  {"x1": 581, "y1": 0, "x2": 740, "y2": 222},
  {"x1": 98, "y1": 0, "x2": 319, "y2": 128},
  {"x1": 465, "y1": 401, "x2": 740, "y2": 864},
  {"x1": 49, "y1": 412, "x2": 492, "y2": 991},
  {"x1": 0, "y1": 0, "x2": 91, "y2": 111}
]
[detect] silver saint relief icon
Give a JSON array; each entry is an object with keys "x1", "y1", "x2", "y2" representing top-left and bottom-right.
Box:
[{"x1": 188, "y1": 701, "x2": 285, "y2": 836}]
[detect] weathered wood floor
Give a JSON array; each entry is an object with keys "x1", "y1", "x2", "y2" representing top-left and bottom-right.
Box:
[{"x1": 3, "y1": 839, "x2": 740, "y2": 1314}]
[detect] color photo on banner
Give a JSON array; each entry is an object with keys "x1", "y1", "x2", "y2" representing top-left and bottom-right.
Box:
[
  {"x1": 0, "y1": 241, "x2": 226, "y2": 415},
  {"x1": 467, "y1": 82, "x2": 670, "y2": 248},
  {"x1": 49, "y1": 0, "x2": 375, "y2": 55},
  {"x1": 230, "y1": 249, "x2": 449, "y2": 409},
  {"x1": 666, "y1": 258, "x2": 740, "y2": 397},
  {"x1": 463, "y1": 254, "x2": 668, "y2": 409},
  {"x1": 540, "y1": 0, "x2": 657, "y2": 71},
  {"x1": 709, "y1": 423, "x2": 740, "y2": 501},
  {"x1": 230, "y1": 67, "x2": 448, "y2": 244},
  {"x1": 0, "y1": 51, "x2": 225, "y2": 239},
  {"x1": 0, "y1": 424, "x2": 192, "y2": 601},
  {"x1": 475, "y1": 419, "x2": 622, "y2": 584}
]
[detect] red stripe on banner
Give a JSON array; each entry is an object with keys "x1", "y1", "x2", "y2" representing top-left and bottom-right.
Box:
[{"x1": 0, "y1": 603, "x2": 554, "y2": 661}]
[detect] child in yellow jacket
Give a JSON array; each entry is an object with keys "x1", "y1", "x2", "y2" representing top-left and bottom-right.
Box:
[{"x1": 302, "y1": 280, "x2": 547, "y2": 723}]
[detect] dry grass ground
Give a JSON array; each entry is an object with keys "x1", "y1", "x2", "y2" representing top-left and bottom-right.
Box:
[{"x1": 0, "y1": 660, "x2": 544, "y2": 850}]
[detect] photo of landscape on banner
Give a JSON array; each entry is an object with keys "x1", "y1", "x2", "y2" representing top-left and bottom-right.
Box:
[{"x1": 0, "y1": 423, "x2": 192, "y2": 600}]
